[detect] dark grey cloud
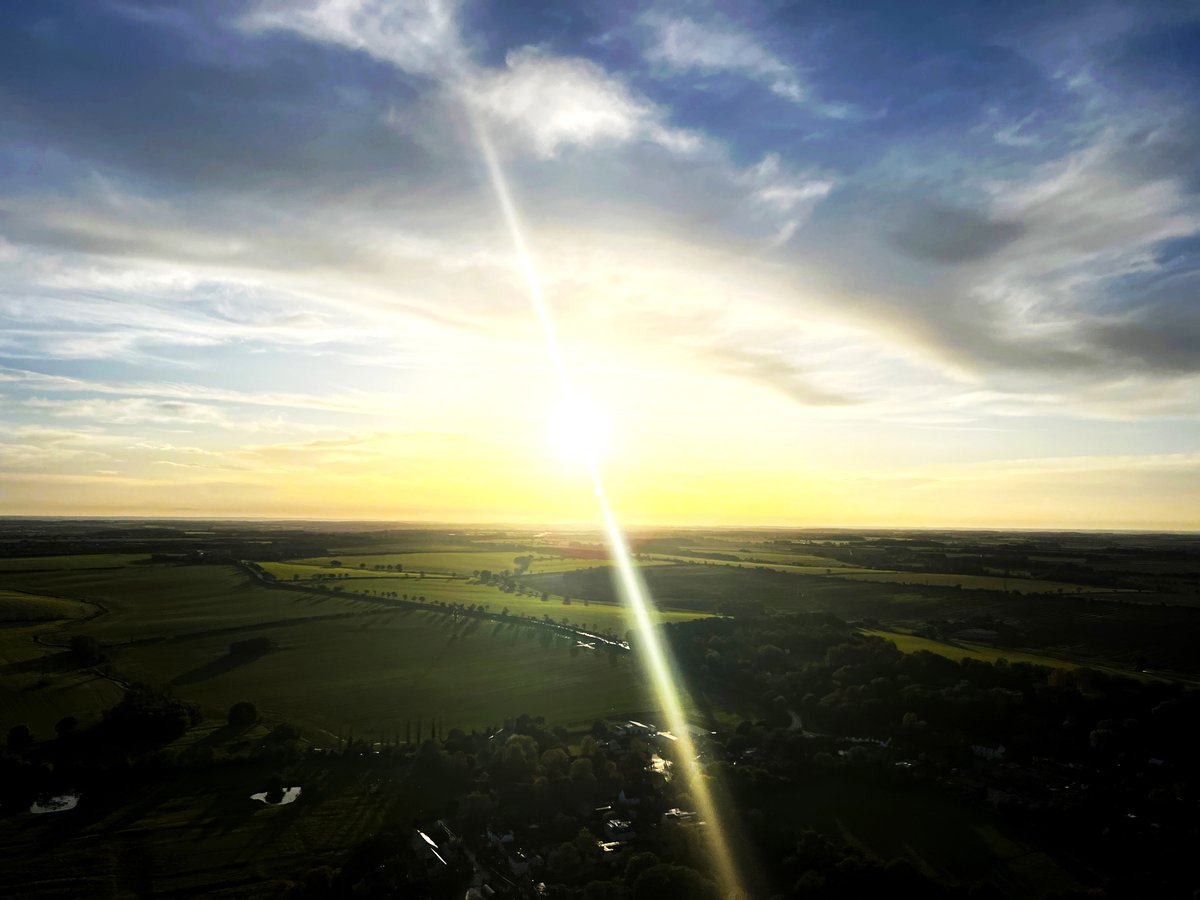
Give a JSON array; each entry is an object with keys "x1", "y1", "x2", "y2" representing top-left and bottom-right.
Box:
[
  {"x1": 888, "y1": 202, "x2": 1024, "y2": 264},
  {"x1": 1085, "y1": 315, "x2": 1200, "y2": 374}
]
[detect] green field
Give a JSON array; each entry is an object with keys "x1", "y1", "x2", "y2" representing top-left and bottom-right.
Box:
[
  {"x1": 0, "y1": 556, "x2": 680, "y2": 740},
  {"x1": 0, "y1": 624, "x2": 126, "y2": 734},
  {"x1": 258, "y1": 561, "x2": 459, "y2": 582},
  {"x1": 116, "y1": 609, "x2": 658, "y2": 739},
  {"x1": 290, "y1": 550, "x2": 666, "y2": 576},
  {"x1": 0, "y1": 752, "x2": 415, "y2": 898},
  {"x1": 863, "y1": 628, "x2": 1084, "y2": 668},
  {"x1": 676, "y1": 548, "x2": 853, "y2": 567},
  {"x1": 862, "y1": 628, "x2": 1200, "y2": 685},
  {"x1": 651, "y1": 553, "x2": 1125, "y2": 595},
  {"x1": 0, "y1": 565, "x2": 373, "y2": 643},
  {"x1": 0, "y1": 554, "x2": 151, "y2": 572},
  {"x1": 828, "y1": 570, "x2": 1125, "y2": 594},
  {"x1": 0, "y1": 588, "x2": 94, "y2": 622},
  {"x1": 274, "y1": 574, "x2": 705, "y2": 632}
]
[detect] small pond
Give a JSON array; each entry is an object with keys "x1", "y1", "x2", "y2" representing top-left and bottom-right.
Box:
[{"x1": 250, "y1": 786, "x2": 302, "y2": 805}]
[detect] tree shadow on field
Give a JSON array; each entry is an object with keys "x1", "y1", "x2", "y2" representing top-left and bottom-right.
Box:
[
  {"x1": 1, "y1": 649, "x2": 90, "y2": 676},
  {"x1": 171, "y1": 649, "x2": 275, "y2": 686}
]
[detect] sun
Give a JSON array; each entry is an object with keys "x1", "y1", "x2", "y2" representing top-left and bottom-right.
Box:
[{"x1": 548, "y1": 395, "x2": 611, "y2": 464}]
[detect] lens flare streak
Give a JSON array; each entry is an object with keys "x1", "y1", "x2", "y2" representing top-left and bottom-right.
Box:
[{"x1": 470, "y1": 117, "x2": 744, "y2": 899}]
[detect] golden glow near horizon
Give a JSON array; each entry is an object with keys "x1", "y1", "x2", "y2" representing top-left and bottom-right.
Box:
[{"x1": 1, "y1": 1, "x2": 1198, "y2": 532}]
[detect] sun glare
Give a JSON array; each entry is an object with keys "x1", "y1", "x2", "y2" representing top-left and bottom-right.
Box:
[{"x1": 548, "y1": 395, "x2": 611, "y2": 464}]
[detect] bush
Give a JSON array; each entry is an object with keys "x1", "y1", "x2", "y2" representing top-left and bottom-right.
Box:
[
  {"x1": 104, "y1": 685, "x2": 201, "y2": 746},
  {"x1": 227, "y1": 701, "x2": 258, "y2": 728},
  {"x1": 6, "y1": 724, "x2": 34, "y2": 754},
  {"x1": 69, "y1": 634, "x2": 105, "y2": 665}
]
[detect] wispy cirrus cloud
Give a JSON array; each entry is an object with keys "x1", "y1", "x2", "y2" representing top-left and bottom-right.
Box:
[
  {"x1": 642, "y1": 14, "x2": 808, "y2": 103},
  {"x1": 240, "y1": 0, "x2": 465, "y2": 77}
]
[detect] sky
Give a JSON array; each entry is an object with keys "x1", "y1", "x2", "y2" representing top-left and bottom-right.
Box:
[{"x1": 1, "y1": 0, "x2": 1198, "y2": 529}]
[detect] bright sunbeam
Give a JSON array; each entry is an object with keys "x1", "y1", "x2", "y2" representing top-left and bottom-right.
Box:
[
  {"x1": 548, "y1": 395, "x2": 611, "y2": 464},
  {"x1": 468, "y1": 112, "x2": 745, "y2": 899}
]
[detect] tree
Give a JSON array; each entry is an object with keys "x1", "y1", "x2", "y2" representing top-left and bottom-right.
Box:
[
  {"x1": 264, "y1": 773, "x2": 285, "y2": 804},
  {"x1": 6, "y1": 724, "x2": 34, "y2": 753},
  {"x1": 624, "y1": 852, "x2": 660, "y2": 884},
  {"x1": 540, "y1": 747, "x2": 569, "y2": 777},
  {"x1": 104, "y1": 685, "x2": 201, "y2": 746},
  {"x1": 55, "y1": 716, "x2": 78, "y2": 739},
  {"x1": 548, "y1": 842, "x2": 582, "y2": 878},
  {"x1": 632, "y1": 864, "x2": 715, "y2": 900},
  {"x1": 69, "y1": 634, "x2": 104, "y2": 665},
  {"x1": 227, "y1": 701, "x2": 258, "y2": 728}
]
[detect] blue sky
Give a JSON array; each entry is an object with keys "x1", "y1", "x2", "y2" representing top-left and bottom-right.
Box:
[{"x1": 0, "y1": 0, "x2": 1197, "y2": 527}]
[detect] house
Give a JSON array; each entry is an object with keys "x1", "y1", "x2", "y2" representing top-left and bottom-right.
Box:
[
  {"x1": 486, "y1": 825, "x2": 515, "y2": 848},
  {"x1": 662, "y1": 808, "x2": 698, "y2": 824},
  {"x1": 604, "y1": 819, "x2": 635, "y2": 841},
  {"x1": 972, "y1": 743, "x2": 1007, "y2": 761}
]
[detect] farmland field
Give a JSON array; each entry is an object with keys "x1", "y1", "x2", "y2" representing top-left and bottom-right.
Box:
[
  {"x1": 649, "y1": 552, "x2": 1128, "y2": 595},
  {"x1": 289, "y1": 550, "x2": 669, "y2": 576},
  {"x1": 116, "y1": 609, "x2": 658, "y2": 738},
  {"x1": 0, "y1": 555, "x2": 692, "y2": 740},
  {"x1": 266, "y1": 572, "x2": 706, "y2": 632},
  {"x1": 862, "y1": 628, "x2": 1200, "y2": 685},
  {"x1": 0, "y1": 524, "x2": 1195, "y2": 900},
  {"x1": 0, "y1": 564, "x2": 374, "y2": 643},
  {"x1": 0, "y1": 624, "x2": 126, "y2": 733},
  {"x1": 0, "y1": 588, "x2": 93, "y2": 621},
  {"x1": 0, "y1": 554, "x2": 152, "y2": 572}
]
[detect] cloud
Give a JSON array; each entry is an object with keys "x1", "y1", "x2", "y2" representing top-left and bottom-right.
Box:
[
  {"x1": 706, "y1": 342, "x2": 859, "y2": 407},
  {"x1": 241, "y1": 0, "x2": 465, "y2": 77},
  {"x1": 643, "y1": 15, "x2": 808, "y2": 103},
  {"x1": 737, "y1": 153, "x2": 835, "y2": 246},
  {"x1": 888, "y1": 201, "x2": 1024, "y2": 264},
  {"x1": 244, "y1": 2, "x2": 702, "y2": 161},
  {"x1": 0, "y1": 365, "x2": 389, "y2": 415},
  {"x1": 23, "y1": 396, "x2": 231, "y2": 426},
  {"x1": 468, "y1": 48, "x2": 702, "y2": 159},
  {"x1": 0, "y1": 423, "x2": 123, "y2": 470}
]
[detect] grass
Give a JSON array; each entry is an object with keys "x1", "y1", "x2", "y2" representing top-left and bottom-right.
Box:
[
  {"x1": 861, "y1": 628, "x2": 1200, "y2": 685},
  {"x1": 0, "y1": 625, "x2": 126, "y2": 734},
  {"x1": 649, "y1": 554, "x2": 1125, "y2": 595},
  {"x1": 116, "y1": 609, "x2": 658, "y2": 738},
  {"x1": 0, "y1": 589, "x2": 94, "y2": 622},
  {"x1": 0, "y1": 565, "x2": 372, "y2": 643},
  {"x1": 677, "y1": 548, "x2": 852, "y2": 567},
  {"x1": 862, "y1": 628, "x2": 1084, "y2": 669},
  {"x1": 827, "y1": 570, "x2": 1126, "y2": 595},
  {"x1": 0, "y1": 559, "x2": 685, "y2": 741},
  {"x1": 282, "y1": 574, "x2": 707, "y2": 632},
  {"x1": 0, "y1": 553, "x2": 151, "y2": 572},
  {"x1": 289, "y1": 550, "x2": 666, "y2": 576},
  {"x1": 259, "y1": 561, "x2": 458, "y2": 582},
  {"x1": 0, "y1": 756, "x2": 419, "y2": 898}
]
